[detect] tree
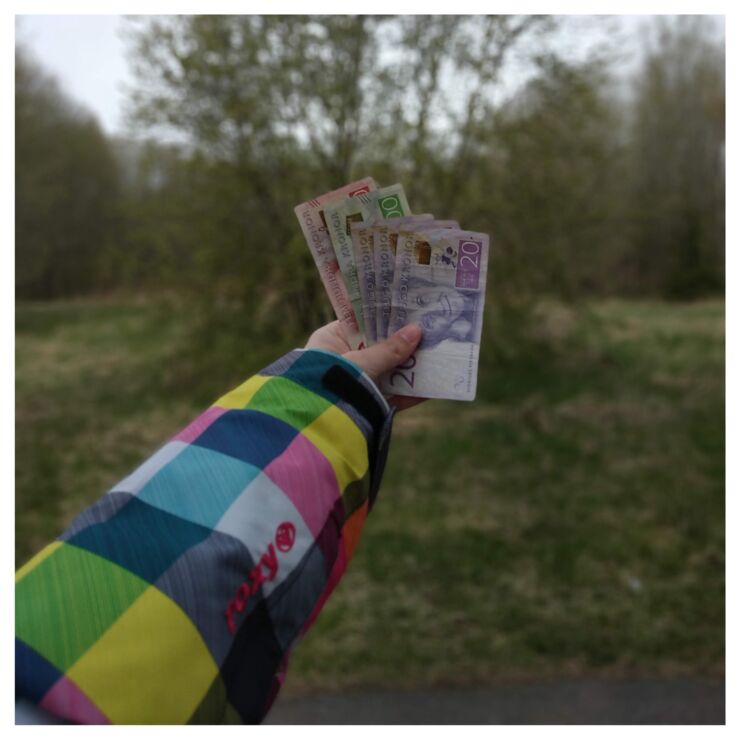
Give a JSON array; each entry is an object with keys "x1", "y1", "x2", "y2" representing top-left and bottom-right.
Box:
[
  {"x1": 16, "y1": 48, "x2": 121, "y2": 298},
  {"x1": 125, "y1": 15, "x2": 559, "y2": 335},
  {"x1": 482, "y1": 55, "x2": 625, "y2": 300},
  {"x1": 126, "y1": 16, "x2": 379, "y2": 332},
  {"x1": 627, "y1": 17, "x2": 725, "y2": 297}
]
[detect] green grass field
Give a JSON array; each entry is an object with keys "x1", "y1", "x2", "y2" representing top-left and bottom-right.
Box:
[{"x1": 15, "y1": 298, "x2": 724, "y2": 693}]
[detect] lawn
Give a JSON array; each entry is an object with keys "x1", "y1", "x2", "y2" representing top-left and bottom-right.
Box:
[{"x1": 15, "y1": 298, "x2": 724, "y2": 693}]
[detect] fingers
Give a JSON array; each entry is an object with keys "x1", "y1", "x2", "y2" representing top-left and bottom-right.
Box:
[
  {"x1": 344, "y1": 323, "x2": 422, "y2": 382},
  {"x1": 308, "y1": 319, "x2": 340, "y2": 338},
  {"x1": 305, "y1": 320, "x2": 350, "y2": 354}
]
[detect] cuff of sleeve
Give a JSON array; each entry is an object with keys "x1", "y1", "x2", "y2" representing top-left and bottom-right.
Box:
[
  {"x1": 293, "y1": 348, "x2": 395, "y2": 511},
  {"x1": 294, "y1": 348, "x2": 390, "y2": 413}
]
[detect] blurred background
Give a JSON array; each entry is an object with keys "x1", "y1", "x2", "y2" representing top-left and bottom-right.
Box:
[{"x1": 15, "y1": 15, "x2": 724, "y2": 723}]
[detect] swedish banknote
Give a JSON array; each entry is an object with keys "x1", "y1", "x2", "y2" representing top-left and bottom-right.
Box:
[
  {"x1": 350, "y1": 219, "x2": 380, "y2": 345},
  {"x1": 380, "y1": 227, "x2": 490, "y2": 401},
  {"x1": 323, "y1": 184, "x2": 411, "y2": 342},
  {"x1": 350, "y1": 211, "x2": 429, "y2": 345},
  {"x1": 294, "y1": 177, "x2": 376, "y2": 349},
  {"x1": 374, "y1": 217, "x2": 458, "y2": 340}
]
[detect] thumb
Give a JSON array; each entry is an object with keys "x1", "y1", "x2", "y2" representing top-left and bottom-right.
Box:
[{"x1": 344, "y1": 324, "x2": 422, "y2": 381}]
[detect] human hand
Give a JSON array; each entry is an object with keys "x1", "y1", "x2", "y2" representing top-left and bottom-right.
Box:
[{"x1": 306, "y1": 320, "x2": 427, "y2": 411}]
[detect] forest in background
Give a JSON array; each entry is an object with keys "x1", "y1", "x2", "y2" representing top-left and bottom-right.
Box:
[{"x1": 16, "y1": 16, "x2": 724, "y2": 335}]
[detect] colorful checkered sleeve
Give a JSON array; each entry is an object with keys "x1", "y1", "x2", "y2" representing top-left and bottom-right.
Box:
[{"x1": 15, "y1": 349, "x2": 395, "y2": 724}]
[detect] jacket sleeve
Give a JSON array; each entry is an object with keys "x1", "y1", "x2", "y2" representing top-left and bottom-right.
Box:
[{"x1": 15, "y1": 348, "x2": 395, "y2": 724}]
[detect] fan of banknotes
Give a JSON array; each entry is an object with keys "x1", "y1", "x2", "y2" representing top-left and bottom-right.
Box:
[{"x1": 294, "y1": 177, "x2": 490, "y2": 401}]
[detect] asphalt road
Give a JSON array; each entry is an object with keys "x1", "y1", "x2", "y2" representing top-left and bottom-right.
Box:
[{"x1": 266, "y1": 678, "x2": 725, "y2": 725}]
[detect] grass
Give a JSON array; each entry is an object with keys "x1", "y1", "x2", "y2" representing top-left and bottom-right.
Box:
[{"x1": 15, "y1": 297, "x2": 724, "y2": 693}]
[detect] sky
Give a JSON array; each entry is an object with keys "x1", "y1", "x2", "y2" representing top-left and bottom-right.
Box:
[
  {"x1": 15, "y1": 15, "x2": 724, "y2": 138},
  {"x1": 16, "y1": 15, "x2": 135, "y2": 134}
]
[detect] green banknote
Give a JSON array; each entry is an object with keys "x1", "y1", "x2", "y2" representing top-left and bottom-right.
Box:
[{"x1": 323, "y1": 184, "x2": 411, "y2": 342}]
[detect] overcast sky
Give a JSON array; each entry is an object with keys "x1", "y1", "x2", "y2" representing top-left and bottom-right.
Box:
[
  {"x1": 16, "y1": 15, "x2": 134, "y2": 133},
  {"x1": 15, "y1": 15, "x2": 724, "y2": 138}
]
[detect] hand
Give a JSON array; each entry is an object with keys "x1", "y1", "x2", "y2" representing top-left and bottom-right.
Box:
[{"x1": 306, "y1": 320, "x2": 427, "y2": 411}]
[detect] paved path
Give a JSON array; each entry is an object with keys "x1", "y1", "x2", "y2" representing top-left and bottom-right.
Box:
[{"x1": 266, "y1": 678, "x2": 724, "y2": 724}]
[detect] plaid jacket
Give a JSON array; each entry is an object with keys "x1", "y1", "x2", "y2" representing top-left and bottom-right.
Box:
[{"x1": 15, "y1": 349, "x2": 394, "y2": 724}]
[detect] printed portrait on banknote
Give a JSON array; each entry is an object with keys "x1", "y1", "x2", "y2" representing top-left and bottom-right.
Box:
[{"x1": 402, "y1": 275, "x2": 482, "y2": 349}]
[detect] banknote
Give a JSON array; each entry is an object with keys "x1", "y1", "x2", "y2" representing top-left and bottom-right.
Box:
[
  {"x1": 323, "y1": 184, "x2": 411, "y2": 342},
  {"x1": 294, "y1": 177, "x2": 376, "y2": 349},
  {"x1": 374, "y1": 217, "x2": 458, "y2": 341},
  {"x1": 380, "y1": 228, "x2": 490, "y2": 401},
  {"x1": 349, "y1": 209, "x2": 426, "y2": 345},
  {"x1": 350, "y1": 219, "x2": 380, "y2": 345}
]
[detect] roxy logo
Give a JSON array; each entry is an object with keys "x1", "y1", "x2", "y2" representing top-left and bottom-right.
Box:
[
  {"x1": 224, "y1": 521, "x2": 296, "y2": 633},
  {"x1": 275, "y1": 521, "x2": 296, "y2": 552}
]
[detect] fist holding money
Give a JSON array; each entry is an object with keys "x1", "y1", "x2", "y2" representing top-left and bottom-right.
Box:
[
  {"x1": 295, "y1": 178, "x2": 490, "y2": 401},
  {"x1": 305, "y1": 319, "x2": 426, "y2": 412}
]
